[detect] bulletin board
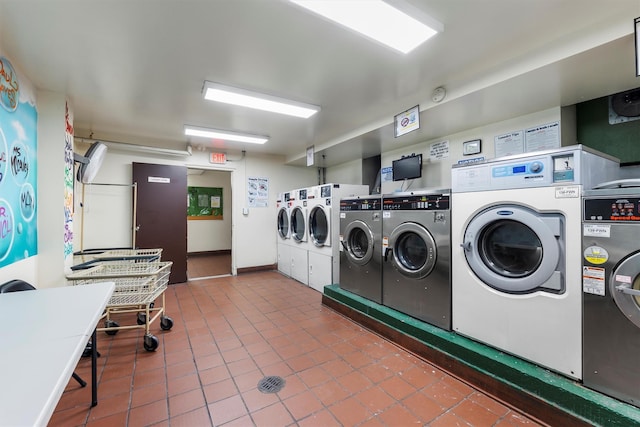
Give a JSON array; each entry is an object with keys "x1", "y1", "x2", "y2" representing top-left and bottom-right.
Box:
[{"x1": 187, "y1": 186, "x2": 223, "y2": 220}]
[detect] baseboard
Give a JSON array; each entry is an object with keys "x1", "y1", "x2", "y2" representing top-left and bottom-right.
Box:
[
  {"x1": 187, "y1": 249, "x2": 231, "y2": 256},
  {"x1": 237, "y1": 263, "x2": 277, "y2": 274}
]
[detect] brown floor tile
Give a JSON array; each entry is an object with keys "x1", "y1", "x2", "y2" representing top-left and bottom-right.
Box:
[
  {"x1": 50, "y1": 272, "x2": 544, "y2": 427},
  {"x1": 329, "y1": 396, "x2": 372, "y2": 426},
  {"x1": 208, "y1": 395, "x2": 248, "y2": 425},
  {"x1": 168, "y1": 388, "x2": 206, "y2": 417},
  {"x1": 250, "y1": 401, "x2": 295, "y2": 426}
]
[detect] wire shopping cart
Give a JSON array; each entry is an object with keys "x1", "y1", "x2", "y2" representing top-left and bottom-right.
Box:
[{"x1": 66, "y1": 261, "x2": 173, "y2": 351}]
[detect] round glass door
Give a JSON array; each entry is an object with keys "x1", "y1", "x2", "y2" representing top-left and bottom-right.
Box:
[
  {"x1": 343, "y1": 220, "x2": 374, "y2": 265},
  {"x1": 291, "y1": 207, "x2": 306, "y2": 242},
  {"x1": 388, "y1": 222, "x2": 436, "y2": 279},
  {"x1": 309, "y1": 205, "x2": 328, "y2": 247},
  {"x1": 277, "y1": 208, "x2": 289, "y2": 239},
  {"x1": 463, "y1": 205, "x2": 563, "y2": 293},
  {"x1": 479, "y1": 219, "x2": 542, "y2": 278},
  {"x1": 610, "y1": 252, "x2": 640, "y2": 329}
]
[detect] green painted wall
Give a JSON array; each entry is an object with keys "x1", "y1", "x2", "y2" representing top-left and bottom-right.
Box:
[{"x1": 577, "y1": 92, "x2": 640, "y2": 164}]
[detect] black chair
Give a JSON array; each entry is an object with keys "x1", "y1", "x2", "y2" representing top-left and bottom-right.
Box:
[{"x1": 0, "y1": 279, "x2": 87, "y2": 388}]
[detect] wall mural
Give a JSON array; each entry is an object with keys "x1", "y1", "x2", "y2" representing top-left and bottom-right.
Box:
[
  {"x1": 64, "y1": 102, "x2": 74, "y2": 259},
  {"x1": 0, "y1": 56, "x2": 38, "y2": 268}
]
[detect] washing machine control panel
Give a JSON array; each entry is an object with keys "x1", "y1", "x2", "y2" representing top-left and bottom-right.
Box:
[
  {"x1": 340, "y1": 198, "x2": 381, "y2": 211},
  {"x1": 382, "y1": 194, "x2": 450, "y2": 211},
  {"x1": 584, "y1": 197, "x2": 640, "y2": 222}
]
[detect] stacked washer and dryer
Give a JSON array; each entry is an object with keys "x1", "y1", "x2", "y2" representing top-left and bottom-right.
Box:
[
  {"x1": 306, "y1": 183, "x2": 369, "y2": 292},
  {"x1": 277, "y1": 184, "x2": 367, "y2": 291},
  {"x1": 451, "y1": 145, "x2": 620, "y2": 380},
  {"x1": 288, "y1": 187, "x2": 310, "y2": 284},
  {"x1": 582, "y1": 179, "x2": 640, "y2": 406}
]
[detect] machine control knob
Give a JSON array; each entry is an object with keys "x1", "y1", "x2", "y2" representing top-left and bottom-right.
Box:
[{"x1": 529, "y1": 161, "x2": 543, "y2": 173}]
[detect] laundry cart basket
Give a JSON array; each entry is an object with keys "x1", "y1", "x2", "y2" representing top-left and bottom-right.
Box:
[
  {"x1": 72, "y1": 248, "x2": 163, "y2": 270},
  {"x1": 66, "y1": 261, "x2": 173, "y2": 351}
]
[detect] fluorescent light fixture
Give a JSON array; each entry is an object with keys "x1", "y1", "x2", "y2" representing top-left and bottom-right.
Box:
[
  {"x1": 184, "y1": 125, "x2": 268, "y2": 145},
  {"x1": 289, "y1": 0, "x2": 442, "y2": 54},
  {"x1": 203, "y1": 81, "x2": 320, "y2": 118}
]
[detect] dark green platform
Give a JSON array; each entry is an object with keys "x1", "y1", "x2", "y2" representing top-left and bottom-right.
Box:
[{"x1": 323, "y1": 284, "x2": 640, "y2": 427}]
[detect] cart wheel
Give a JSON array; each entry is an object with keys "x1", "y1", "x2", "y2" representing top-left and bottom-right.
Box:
[
  {"x1": 144, "y1": 334, "x2": 159, "y2": 351},
  {"x1": 105, "y1": 320, "x2": 119, "y2": 336},
  {"x1": 160, "y1": 316, "x2": 174, "y2": 331},
  {"x1": 137, "y1": 312, "x2": 146, "y2": 325}
]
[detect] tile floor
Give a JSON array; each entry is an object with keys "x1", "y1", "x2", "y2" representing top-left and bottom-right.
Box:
[{"x1": 50, "y1": 271, "x2": 545, "y2": 427}]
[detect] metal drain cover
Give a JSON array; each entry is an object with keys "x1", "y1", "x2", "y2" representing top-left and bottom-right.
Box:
[{"x1": 257, "y1": 376, "x2": 285, "y2": 393}]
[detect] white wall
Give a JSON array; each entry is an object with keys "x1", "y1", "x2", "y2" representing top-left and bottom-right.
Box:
[
  {"x1": 74, "y1": 144, "x2": 317, "y2": 273},
  {"x1": 376, "y1": 107, "x2": 564, "y2": 194},
  {"x1": 325, "y1": 158, "x2": 362, "y2": 185},
  {"x1": 36, "y1": 91, "x2": 68, "y2": 288},
  {"x1": 187, "y1": 170, "x2": 232, "y2": 253}
]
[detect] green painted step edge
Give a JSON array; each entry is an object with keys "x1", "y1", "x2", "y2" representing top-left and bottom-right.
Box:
[{"x1": 323, "y1": 284, "x2": 640, "y2": 427}]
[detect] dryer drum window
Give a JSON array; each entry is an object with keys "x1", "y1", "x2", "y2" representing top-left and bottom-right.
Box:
[
  {"x1": 291, "y1": 208, "x2": 305, "y2": 241},
  {"x1": 479, "y1": 219, "x2": 542, "y2": 278},
  {"x1": 396, "y1": 232, "x2": 427, "y2": 271},
  {"x1": 277, "y1": 210, "x2": 289, "y2": 237},
  {"x1": 309, "y1": 207, "x2": 328, "y2": 245}
]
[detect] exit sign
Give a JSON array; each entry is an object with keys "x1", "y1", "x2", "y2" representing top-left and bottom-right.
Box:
[{"x1": 210, "y1": 152, "x2": 226, "y2": 164}]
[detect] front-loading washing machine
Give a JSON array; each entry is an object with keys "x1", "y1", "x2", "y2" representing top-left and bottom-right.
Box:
[
  {"x1": 381, "y1": 190, "x2": 451, "y2": 330},
  {"x1": 582, "y1": 182, "x2": 640, "y2": 405},
  {"x1": 277, "y1": 191, "x2": 292, "y2": 277},
  {"x1": 451, "y1": 145, "x2": 620, "y2": 379},
  {"x1": 306, "y1": 183, "x2": 368, "y2": 293},
  {"x1": 289, "y1": 188, "x2": 309, "y2": 285},
  {"x1": 339, "y1": 195, "x2": 382, "y2": 303}
]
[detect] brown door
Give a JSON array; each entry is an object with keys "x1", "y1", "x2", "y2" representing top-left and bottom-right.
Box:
[{"x1": 133, "y1": 162, "x2": 187, "y2": 284}]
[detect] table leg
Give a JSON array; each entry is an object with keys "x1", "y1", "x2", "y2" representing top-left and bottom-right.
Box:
[{"x1": 91, "y1": 329, "x2": 98, "y2": 407}]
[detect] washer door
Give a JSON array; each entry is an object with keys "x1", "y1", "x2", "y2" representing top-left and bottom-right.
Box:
[
  {"x1": 611, "y1": 252, "x2": 640, "y2": 329},
  {"x1": 462, "y1": 205, "x2": 564, "y2": 293},
  {"x1": 343, "y1": 220, "x2": 375, "y2": 266},
  {"x1": 290, "y1": 206, "x2": 306, "y2": 242},
  {"x1": 309, "y1": 205, "x2": 330, "y2": 247},
  {"x1": 387, "y1": 222, "x2": 436, "y2": 279},
  {"x1": 277, "y1": 208, "x2": 289, "y2": 239}
]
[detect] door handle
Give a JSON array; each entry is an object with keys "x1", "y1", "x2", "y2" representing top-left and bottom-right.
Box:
[
  {"x1": 340, "y1": 240, "x2": 347, "y2": 251},
  {"x1": 135, "y1": 225, "x2": 140, "y2": 231},
  {"x1": 615, "y1": 284, "x2": 640, "y2": 296},
  {"x1": 460, "y1": 241, "x2": 472, "y2": 251},
  {"x1": 384, "y1": 247, "x2": 392, "y2": 262}
]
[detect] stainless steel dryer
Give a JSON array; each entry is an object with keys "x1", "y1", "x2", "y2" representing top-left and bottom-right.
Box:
[
  {"x1": 582, "y1": 183, "x2": 640, "y2": 406},
  {"x1": 339, "y1": 196, "x2": 382, "y2": 303},
  {"x1": 382, "y1": 190, "x2": 451, "y2": 330}
]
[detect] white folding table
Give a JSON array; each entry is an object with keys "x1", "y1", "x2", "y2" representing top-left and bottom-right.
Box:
[{"x1": 0, "y1": 281, "x2": 114, "y2": 427}]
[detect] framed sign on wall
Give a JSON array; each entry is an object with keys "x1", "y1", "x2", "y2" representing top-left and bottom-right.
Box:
[{"x1": 187, "y1": 186, "x2": 223, "y2": 220}]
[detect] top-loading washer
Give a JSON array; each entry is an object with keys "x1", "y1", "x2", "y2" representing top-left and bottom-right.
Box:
[
  {"x1": 451, "y1": 145, "x2": 620, "y2": 379},
  {"x1": 381, "y1": 190, "x2": 451, "y2": 330},
  {"x1": 582, "y1": 181, "x2": 640, "y2": 406},
  {"x1": 306, "y1": 183, "x2": 369, "y2": 292},
  {"x1": 289, "y1": 188, "x2": 309, "y2": 285},
  {"x1": 276, "y1": 191, "x2": 292, "y2": 276},
  {"x1": 339, "y1": 195, "x2": 382, "y2": 303}
]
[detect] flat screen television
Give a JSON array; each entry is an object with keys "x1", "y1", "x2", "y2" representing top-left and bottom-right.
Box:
[{"x1": 392, "y1": 154, "x2": 422, "y2": 181}]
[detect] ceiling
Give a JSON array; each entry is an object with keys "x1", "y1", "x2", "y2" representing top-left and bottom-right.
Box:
[{"x1": 1, "y1": 0, "x2": 639, "y2": 167}]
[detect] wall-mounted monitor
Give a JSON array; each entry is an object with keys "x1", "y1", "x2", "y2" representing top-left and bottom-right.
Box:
[{"x1": 392, "y1": 154, "x2": 422, "y2": 181}]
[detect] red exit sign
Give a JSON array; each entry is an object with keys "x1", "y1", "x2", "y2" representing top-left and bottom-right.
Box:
[{"x1": 210, "y1": 152, "x2": 226, "y2": 164}]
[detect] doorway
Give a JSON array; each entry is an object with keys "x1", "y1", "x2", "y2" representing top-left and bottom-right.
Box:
[{"x1": 186, "y1": 168, "x2": 233, "y2": 280}]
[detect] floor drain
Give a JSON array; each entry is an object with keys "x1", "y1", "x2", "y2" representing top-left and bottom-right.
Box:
[{"x1": 257, "y1": 376, "x2": 285, "y2": 393}]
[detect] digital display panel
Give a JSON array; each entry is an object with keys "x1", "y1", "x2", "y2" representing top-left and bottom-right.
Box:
[{"x1": 512, "y1": 165, "x2": 526, "y2": 174}]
